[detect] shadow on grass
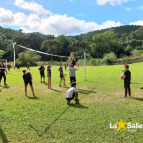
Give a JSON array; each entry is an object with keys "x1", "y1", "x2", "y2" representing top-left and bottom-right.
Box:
[
  {"x1": 29, "y1": 103, "x2": 89, "y2": 137},
  {"x1": 0, "y1": 109, "x2": 9, "y2": 142},
  {"x1": 131, "y1": 97, "x2": 143, "y2": 101},
  {"x1": 131, "y1": 82, "x2": 141, "y2": 84},
  {"x1": 29, "y1": 106, "x2": 70, "y2": 137},
  {"x1": 64, "y1": 87, "x2": 96, "y2": 95},
  {"x1": 1, "y1": 86, "x2": 10, "y2": 89},
  {"x1": 27, "y1": 96, "x2": 39, "y2": 100},
  {"x1": 0, "y1": 127, "x2": 9, "y2": 143},
  {"x1": 69, "y1": 103, "x2": 88, "y2": 109},
  {"x1": 52, "y1": 89, "x2": 62, "y2": 93}
]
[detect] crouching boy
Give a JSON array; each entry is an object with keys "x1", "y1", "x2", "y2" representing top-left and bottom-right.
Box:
[{"x1": 66, "y1": 82, "x2": 80, "y2": 105}]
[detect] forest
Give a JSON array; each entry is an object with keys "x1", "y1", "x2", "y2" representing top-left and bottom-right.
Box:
[{"x1": 0, "y1": 25, "x2": 143, "y2": 65}]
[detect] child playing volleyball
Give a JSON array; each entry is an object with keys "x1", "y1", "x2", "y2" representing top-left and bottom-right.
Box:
[
  {"x1": 47, "y1": 65, "x2": 52, "y2": 90},
  {"x1": 66, "y1": 82, "x2": 80, "y2": 105},
  {"x1": 58, "y1": 66, "x2": 67, "y2": 87},
  {"x1": 71, "y1": 52, "x2": 78, "y2": 67},
  {"x1": 122, "y1": 64, "x2": 131, "y2": 97}
]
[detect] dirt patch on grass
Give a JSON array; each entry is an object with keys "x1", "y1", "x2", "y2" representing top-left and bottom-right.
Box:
[{"x1": 112, "y1": 91, "x2": 123, "y2": 96}]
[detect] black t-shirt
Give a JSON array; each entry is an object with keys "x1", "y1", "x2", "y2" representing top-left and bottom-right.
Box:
[
  {"x1": 60, "y1": 69, "x2": 63, "y2": 77},
  {"x1": 124, "y1": 70, "x2": 131, "y2": 81},
  {"x1": 0, "y1": 67, "x2": 5, "y2": 72},
  {"x1": 23, "y1": 72, "x2": 31, "y2": 81},
  {"x1": 39, "y1": 67, "x2": 45, "y2": 74},
  {"x1": 17, "y1": 65, "x2": 20, "y2": 68},
  {"x1": 71, "y1": 59, "x2": 76, "y2": 66}
]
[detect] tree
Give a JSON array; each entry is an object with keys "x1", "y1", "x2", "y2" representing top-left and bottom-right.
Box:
[
  {"x1": 41, "y1": 39, "x2": 59, "y2": 61},
  {"x1": 55, "y1": 35, "x2": 70, "y2": 57},
  {"x1": 120, "y1": 33, "x2": 128, "y2": 42},
  {"x1": 17, "y1": 52, "x2": 41, "y2": 65},
  {"x1": 0, "y1": 50, "x2": 5, "y2": 58}
]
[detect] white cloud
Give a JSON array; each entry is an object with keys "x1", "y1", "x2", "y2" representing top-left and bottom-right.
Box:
[
  {"x1": 138, "y1": 6, "x2": 143, "y2": 10},
  {"x1": 14, "y1": 0, "x2": 53, "y2": 15},
  {"x1": 0, "y1": 8, "x2": 14, "y2": 24},
  {"x1": 126, "y1": 7, "x2": 131, "y2": 10},
  {"x1": 97, "y1": 0, "x2": 133, "y2": 5},
  {"x1": 0, "y1": 7, "x2": 122, "y2": 36},
  {"x1": 130, "y1": 20, "x2": 143, "y2": 26},
  {"x1": 78, "y1": 13, "x2": 84, "y2": 16}
]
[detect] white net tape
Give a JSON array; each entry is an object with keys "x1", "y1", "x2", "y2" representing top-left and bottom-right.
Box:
[{"x1": 17, "y1": 44, "x2": 82, "y2": 59}]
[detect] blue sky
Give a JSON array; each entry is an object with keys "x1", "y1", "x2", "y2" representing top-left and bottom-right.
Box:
[{"x1": 0, "y1": 0, "x2": 143, "y2": 36}]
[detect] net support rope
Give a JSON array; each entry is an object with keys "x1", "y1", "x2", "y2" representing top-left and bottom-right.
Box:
[{"x1": 17, "y1": 44, "x2": 81, "y2": 59}]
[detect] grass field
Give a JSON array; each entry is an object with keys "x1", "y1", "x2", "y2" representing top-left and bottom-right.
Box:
[{"x1": 0, "y1": 63, "x2": 143, "y2": 143}]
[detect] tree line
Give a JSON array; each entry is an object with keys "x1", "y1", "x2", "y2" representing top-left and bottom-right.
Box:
[{"x1": 0, "y1": 25, "x2": 143, "y2": 65}]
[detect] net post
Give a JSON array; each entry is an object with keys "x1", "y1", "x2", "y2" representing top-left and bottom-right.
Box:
[
  {"x1": 6, "y1": 60, "x2": 8, "y2": 71},
  {"x1": 84, "y1": 51, "x2": 87, "y2": 81},
  {"x1": 12, "y1": 42, "x2": 16, "y2": 67}
]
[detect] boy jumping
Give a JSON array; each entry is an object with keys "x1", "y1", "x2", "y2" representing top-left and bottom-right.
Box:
[
  {"x1": 71, "y1": 52, "x2": 78, "y2": 67},
  {"x1": 66, "y1": 82, "x2": 80, "y2": 105}
]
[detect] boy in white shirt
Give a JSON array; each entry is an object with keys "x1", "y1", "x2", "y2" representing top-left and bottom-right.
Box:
[
  {"x1": 66, "y1": 64, "x2": 78, "y2": 84},
  {"x1": 66, "y1": 82, "x2": 80, "y2": 105}
]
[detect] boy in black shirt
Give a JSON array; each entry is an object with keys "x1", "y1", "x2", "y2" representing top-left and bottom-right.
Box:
[
  {"x1": 122, "y1": 65, "x2": 131, "y2": 97},
  {"x1": 22, "y1": 70, "x2": 35, "y2": 97},
  {"x1": 38, "y1": 64, "x2": 45, "y2": 83},
  {"x1": 71, "y1": 52, "x2": 78, "y2": 67}
]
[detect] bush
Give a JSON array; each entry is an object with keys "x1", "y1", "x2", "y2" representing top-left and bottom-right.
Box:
[
  {"x1": 136, "y1": 46, "x2": 143, "y2": 50},
  {"x1": 103, "y1": 52, "x2": 117, "y2": 64},
  {"x1": 16, "y1": 52, "x2": 41, "y2": 66},
  {"x1": 90, "y1": 58, "x2": 106, "y2": 66},
  {"x1": 123, "y1": 57, "x2": 129, "y2": 63}
]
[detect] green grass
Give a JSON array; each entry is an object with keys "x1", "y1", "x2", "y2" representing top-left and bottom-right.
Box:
[{"x1": 0, "y1": 63, "x2": 143, "y2": 142}]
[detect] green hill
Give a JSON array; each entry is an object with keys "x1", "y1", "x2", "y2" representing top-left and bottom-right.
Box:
[{"x1": 70, "y1": 25, "x2": 143, "y2": 41}]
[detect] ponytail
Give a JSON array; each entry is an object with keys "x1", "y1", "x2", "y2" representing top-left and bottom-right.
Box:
[{"x1": 58, "y1": 67, "x2": 61, "y2": 71}]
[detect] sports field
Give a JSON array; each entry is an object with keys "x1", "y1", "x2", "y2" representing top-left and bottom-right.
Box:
[{"x1": 0, "y1": 63, "x2": 143, "y2": 142}]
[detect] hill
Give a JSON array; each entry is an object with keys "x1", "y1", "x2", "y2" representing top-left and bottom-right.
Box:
[{"x1": 70, "y1": 25, "x2": 143, "y2": 41}]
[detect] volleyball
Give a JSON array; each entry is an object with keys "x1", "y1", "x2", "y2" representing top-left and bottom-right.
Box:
[
  {"x1": 120, "y1": 74, "x2": 124, "y2": 79},
  {"x1": 122, "y1": 69, "x2": 125, "y2": 72}
]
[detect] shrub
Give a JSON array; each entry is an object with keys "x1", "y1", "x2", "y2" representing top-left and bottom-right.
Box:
[{"x1": 103, "y1": 52, "x2": 117, "y2": 64}]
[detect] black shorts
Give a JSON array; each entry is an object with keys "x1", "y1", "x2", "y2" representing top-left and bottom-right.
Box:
[
  {"x1": 1, "y1": 72, "x2": 6, "y2": 79},
  {"x1": 70, "y1": 77, "x2": 76, "y2": 83},
  {"x1": 40, "y1": 73, "x2": 45, "y2": 78},
  {"x1": 66, "y1": 92, "x2": 78, "y2": 101},
  {"x1": 25, "y1": 81, "x2": 32, "y2": 86},
  {"x1": 60, "y1": 76, "x2": 63, "y2": 78}
]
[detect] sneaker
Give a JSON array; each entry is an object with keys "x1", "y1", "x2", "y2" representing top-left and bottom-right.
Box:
[
  {"x1": 25, "y1": 94, "x2": 27, "y2": 96},
  {"x1": 140, "y1": 87, "x2": 143, "y2": 89},
  {"x1": 63, "y1": 85, "x2": 67, "y2": 87},
  {"x1": 59, "y1": 85, "x2": 62, "y2": 87},
  {"x1": 67, "y1": 101, "x2": 70, "y2": 105},
  {"x1": 129, "y1": 95, "x2": 131, "y2": 97},
  {"x1": 49, "y1": 87, "x2": 53, "y2": 90},
  {"x1": 75, "y1": 101, "x2": 80, "y2": 105},
  {"x1": 43, "y1": 81, "x2": 45, "y2": 83},
  {"x1": 41, "y1": 82, "x2": 43, "y2": 83},
  {"x1": 122, "y1": 95, "x2": 127, "y2": 98},
  {"x1": 4, "y1": 83, "x2": 7, "y2": 86},
  {"x1": 33, "y1": 93, "x2": 35, "y2": 96}
]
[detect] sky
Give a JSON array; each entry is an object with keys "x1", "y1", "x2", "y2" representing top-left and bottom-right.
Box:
[{"x1": 0, "y1": 0, "x2": 143, "y2": 36}]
